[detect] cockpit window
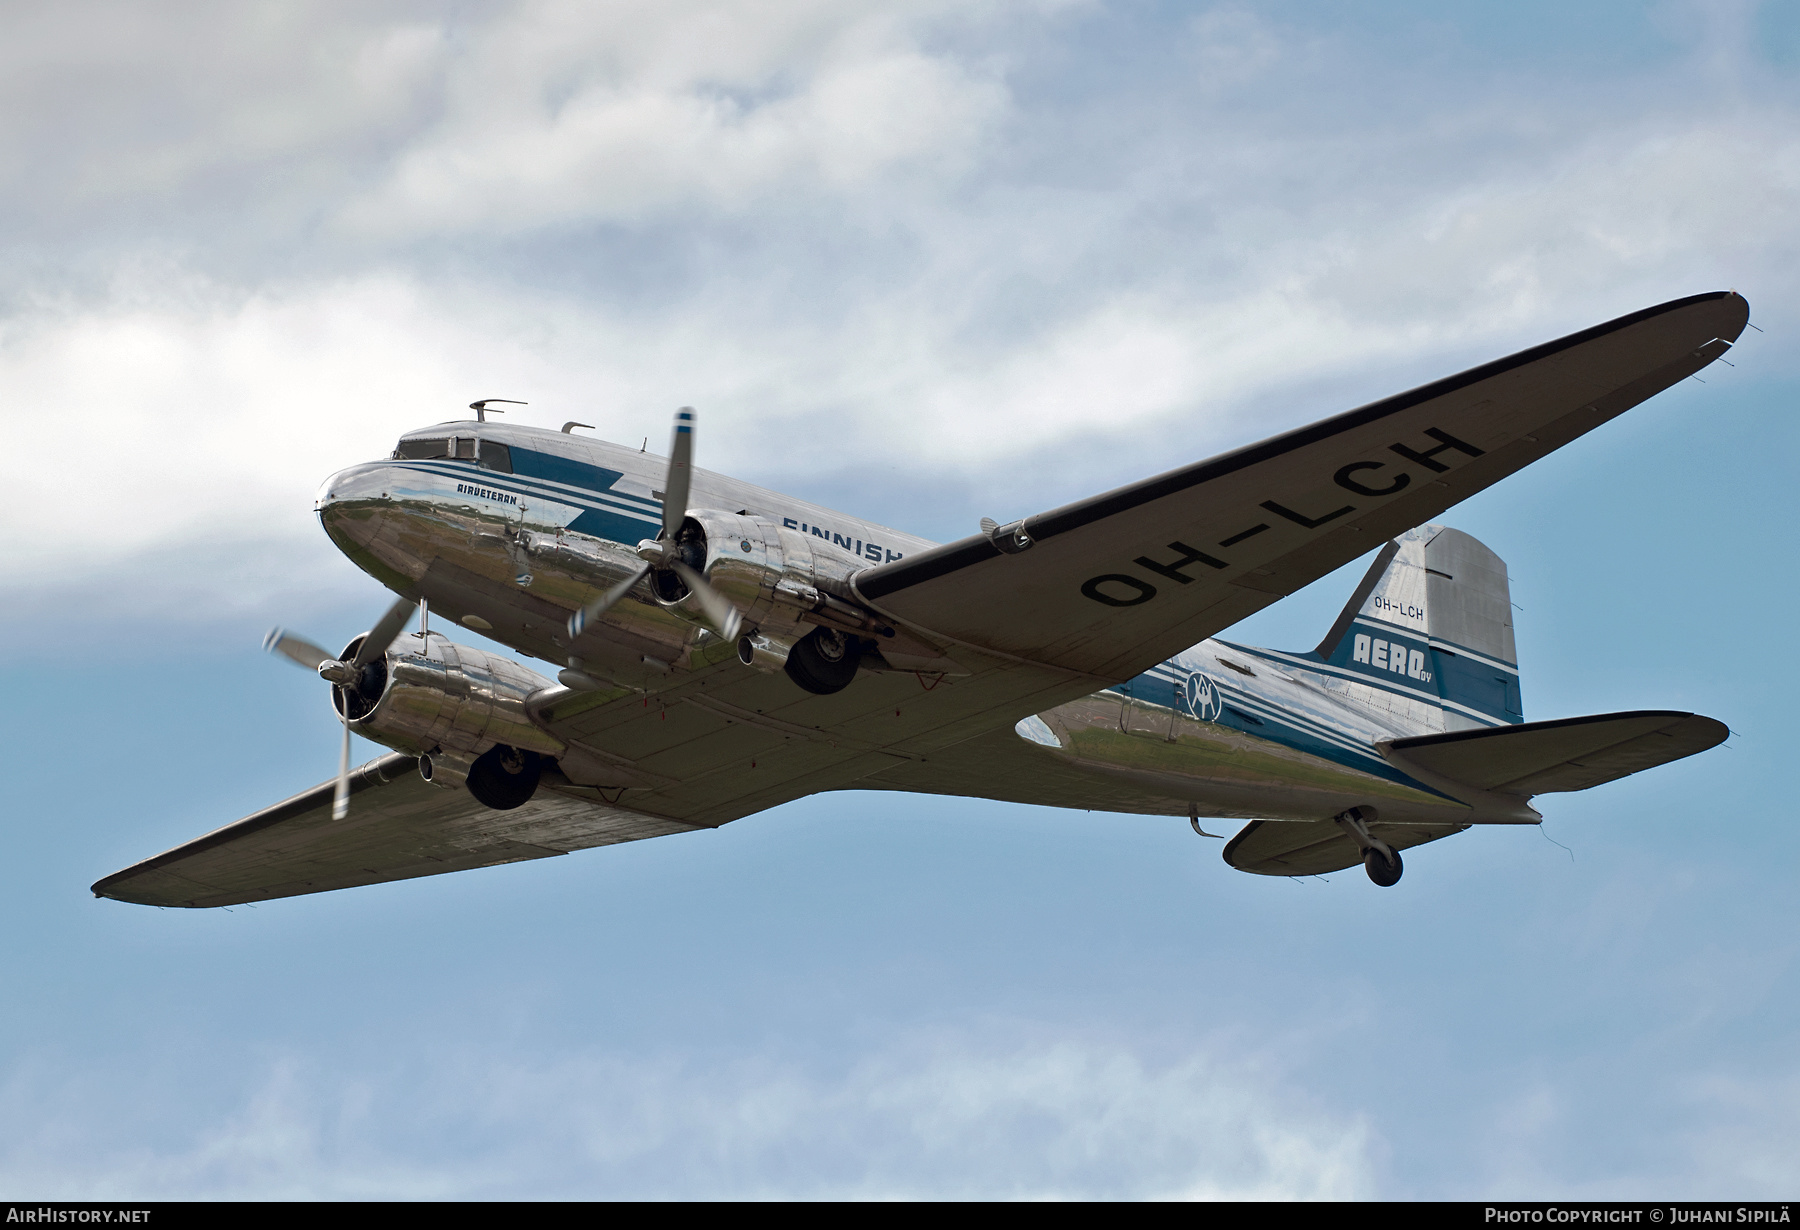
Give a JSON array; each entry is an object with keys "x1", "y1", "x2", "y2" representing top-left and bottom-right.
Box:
[
  {"x1": 395, "y1": 437, "x2": 450, "y2": 460},
  {"x1": 393, "y1": 435, "x2": 513, "y2": 473}
]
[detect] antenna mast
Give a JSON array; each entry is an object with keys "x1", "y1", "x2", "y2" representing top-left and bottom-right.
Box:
[{"x1": 469, "y1": 398, "x2": 527, "y2": 423}]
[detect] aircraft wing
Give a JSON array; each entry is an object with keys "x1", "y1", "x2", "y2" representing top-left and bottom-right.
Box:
[
  {"x1": 853, "y1": 292, "x2": 1748, "y2": 681},
  {"x1": 96, "y1": 645, "x2": 1097, "y2": 907},
  {"x1": 92, "y1": 754, "x2": 701, "y2": 908},
  {"x1": 519, "y1": 646, "x2": 1090, "y2": 827}
]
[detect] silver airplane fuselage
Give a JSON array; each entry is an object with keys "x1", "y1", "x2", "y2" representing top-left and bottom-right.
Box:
[{"x1": 316, "y1": 418, "x2": 1532, "y2": 834}]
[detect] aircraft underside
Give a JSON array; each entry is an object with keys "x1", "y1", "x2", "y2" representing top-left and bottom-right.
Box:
[{"x1": 92, "y1": 292, "x2": 1745, "y2": 906}]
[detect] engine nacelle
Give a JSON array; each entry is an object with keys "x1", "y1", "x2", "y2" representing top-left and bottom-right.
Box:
[
  {"x1": 332, "y1": 631, "x2": 564, "y2": 763},
  {"x1": 687, "y1": 510, "x2": 877, "y2": 644},
  {"x1": 525, "y1": 510, "x2": 889, "y2": 657}
]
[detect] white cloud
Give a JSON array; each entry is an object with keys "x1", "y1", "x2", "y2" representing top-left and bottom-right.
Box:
[
  {"x1": 4, "y1": 2, "x2": 1800, "y2": 622},
  {"x1": 0, "y1": 4, "x2": 443, "y2": 215},
  {"x1": 0, "y1": 1033, "x2": 1373, "y2": 1199},
  {"x1": 339, "y1": 3, "x2": 1013, "y2": 234},
  {"x1": 0, "y1": 1, "x2": 1027, "y2": 237},
  {"x1": 1, "y1": 276, "x2": 467, "y2": 587}
]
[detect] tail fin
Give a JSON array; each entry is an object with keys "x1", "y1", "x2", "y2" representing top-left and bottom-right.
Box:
[{"x1": 1312, "y1": 525, "x2": 1522, "y2": 730}]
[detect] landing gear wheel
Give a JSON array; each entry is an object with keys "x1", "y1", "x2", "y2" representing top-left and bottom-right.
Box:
[
  {"x1": 784, "y1": 626, "x2": 861, "y2": 695},
  {"x1": 466, "y1": 744, "x2": 542, "y2": 810},
  {"x1": 1363, "y1": 846, "x2": 1403, "y2": 887}
]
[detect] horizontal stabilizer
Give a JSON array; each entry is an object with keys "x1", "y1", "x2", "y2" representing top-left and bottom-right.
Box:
[
  {"x1": 1380, "y1": 710, "x2": 1727, "y2": 795},
  {"x1": 1224, "y1": 819, "x2": 1468, "y2": 877}
]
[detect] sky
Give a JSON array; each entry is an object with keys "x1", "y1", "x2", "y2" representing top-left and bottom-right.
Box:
[{"x1": 1, "y1": 0, "x2": 1797, "y2": 1200}]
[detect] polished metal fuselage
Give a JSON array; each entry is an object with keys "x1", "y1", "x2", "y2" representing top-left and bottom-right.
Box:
[
  {"x1": 320, "y1": 422, "x2": 929, "y2": 688},
  {"x1": 316, "y1": 420, "x2": 1523, "y2": 828}
]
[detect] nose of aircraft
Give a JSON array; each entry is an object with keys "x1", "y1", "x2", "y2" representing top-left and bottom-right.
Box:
[
  {"x1": 313, "y1": 460, "x2": 411, "y2": 564},
  {"x1": 314, "y1": 460, "x2": 392, "y2": 513}
]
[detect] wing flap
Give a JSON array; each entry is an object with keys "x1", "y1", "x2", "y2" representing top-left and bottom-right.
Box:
[
  {"x1": 526, "y1": 649, "x2": 1095, "y2": 829},
  {"x1": 1380, "y1": 711, "x2": 1728, "y2": 795},
  {"x1": 1223, "y1": 818, "x2": 1469, "y2": 877},
  {"x1": 854, "y1": 293, "x2": 1747, "y2": 680},
  {"x1": 92, "y1": 754, "x2": 700, "y2": 908}
]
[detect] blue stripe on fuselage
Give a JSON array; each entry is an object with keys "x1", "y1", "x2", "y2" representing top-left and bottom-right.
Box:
[
  {"x1": 1108, "y1": 669, "x2": 1418, "y2": 792},
  {"x1": 389, "y1": 453, "x2": 663, "y2": 542},
  {"x1": 1104, "y1": 666, "x2": 1440, "y2": 793},
  {"x1": 505, "y1": 447, "x2": 667, "y2": 537},
  {"x1": 507, "y1": 449, "x2": 657, "y2": 509}
]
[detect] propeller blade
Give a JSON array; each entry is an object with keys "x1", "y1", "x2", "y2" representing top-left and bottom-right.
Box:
[
  {"x1": 332, "y1": 708, "x2": 351, "y2": 821},
  {"x1": 661, "y1": 407, "x2": 695, "y2": 543},
  {"x1": 351, "y1": 597, "x2": 419, "y2": 671},
  {"x1": 264, "y1": 628, "x2": 337, "y2": 672},
  {"x1": 568, "y1": 562, "x2": 652, "y2": 639},
  {"x1": 671, "y1": 561, "x2": 743, "y2": 642}
]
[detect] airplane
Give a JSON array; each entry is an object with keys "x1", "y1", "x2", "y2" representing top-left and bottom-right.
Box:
[{"x1": 93, "y1": 291, "x2": 1746, "y2": 907}]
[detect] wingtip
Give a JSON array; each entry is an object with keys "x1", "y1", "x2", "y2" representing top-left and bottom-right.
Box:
[
  {"x1": 1702, "y1": 289, "x2": 1752, "y2": 343},
  {"x1": 1689, "y1": 712, "x2": 1732, "y2": 752}
]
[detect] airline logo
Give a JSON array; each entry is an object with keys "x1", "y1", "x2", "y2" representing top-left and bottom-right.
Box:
[
  {"x1": 1179, "y1": 672, "x2": 1224, "y2": 722},
  {"x1": 1353, "y1": 633, "x2": 1433, "y2": 683}
]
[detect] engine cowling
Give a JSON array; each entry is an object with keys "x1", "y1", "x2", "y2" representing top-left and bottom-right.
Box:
[
  {"x1": 685, "y1": 511, "x2": 877, "y2": 644},
  {"x1": 525, "y1": 511, "x2": 889, "y2": 659},
  {"x1": 332, "y1": 631, "x2": 564, "y2": 764}
]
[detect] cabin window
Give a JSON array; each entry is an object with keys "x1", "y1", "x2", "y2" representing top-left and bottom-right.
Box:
[
  {"x1": 478, "y1": 441, "x2": 513, "y2": 474},
  {"x1": 395, "y1": 437, "x2": 451, "y2": 460}
]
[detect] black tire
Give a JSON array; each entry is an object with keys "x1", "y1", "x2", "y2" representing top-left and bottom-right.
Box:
[
  {"x1": 1364, "y1": 846, "x2": 1403, "y2": 887},
  {"x1": 784, "y1": 627, "x2": 861, "y2": 695},
  {"x1": 466, "y1": 744, "x2": 542, "y2": 810}
]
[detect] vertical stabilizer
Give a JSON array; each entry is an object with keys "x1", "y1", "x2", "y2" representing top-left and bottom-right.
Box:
[{"x1": 1313, "y1": 525, "x2": 1521, "y2": 730}]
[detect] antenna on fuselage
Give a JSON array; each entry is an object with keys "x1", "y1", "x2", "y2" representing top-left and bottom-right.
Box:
[
  {"x1": 561, "y1": 422, "x2": 594, "y2": 434},
  {"x1": 469, "y1": 398, "x2": 527, "y2": 423}
]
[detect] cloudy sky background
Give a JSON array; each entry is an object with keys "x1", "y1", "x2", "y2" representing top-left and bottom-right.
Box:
[{"x1": 2, "y1": 0, "x2": 1797, "y2": 1199}]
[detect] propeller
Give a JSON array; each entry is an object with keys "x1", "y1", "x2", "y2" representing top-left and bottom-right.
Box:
[
  {"x1": 265, "y1": 630, "x2": 336, "y2": 673},
  {"x1": 264, "y1": 595, "x2": 419, "y2": 820},
  {"x1": 566, "y1": 407, "x2": 742, "y2": 643}
]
